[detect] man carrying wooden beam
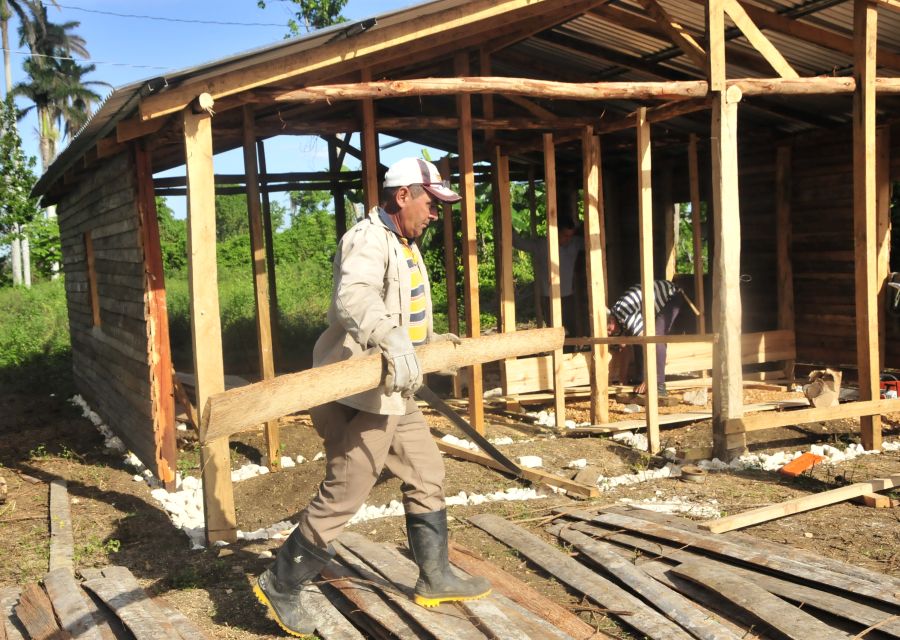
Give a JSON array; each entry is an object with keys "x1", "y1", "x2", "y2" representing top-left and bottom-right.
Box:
[
  {"x1": 608, "y1": 279, "x2": 685, "y2": 396},
  {"x1": 254, "y1": 158, "x2": 490, "y2": 637}
]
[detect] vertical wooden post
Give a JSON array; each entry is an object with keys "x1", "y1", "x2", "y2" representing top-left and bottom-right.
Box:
[
  {"x1": 183, "y1": 108, "x2": 236, "y2": 544},
  {"x1": 455, "y1": 52, "x2": 484, "y2": 433},
  {"x1": 583, "y1": 128, "x2": 609, "y2": 425},
  {"x1": 361, "y1": 68, "x2": 380, "y2": 212},
  {"x1": 528, "y1": 167, "x2": 544, "y2": 327},
  {"x1": 637, "y1": 109, "x2": 660, "y2": 453},
  {"x1": 709, "y1": 0, "x2": 745, "y2": 459},
  {"x1": 439, "y1": 157, "x2": 462, "y2": 398},
  {"x1": 242, "y1": 105, "x2": 279, "y2": 470},
  {"x1": 663, "y1": 163, "x2": 677, "y2": 281},
  {"x1": 256, "y1": 139, "x2": 279, "y2": 350},
  {"x1": 329, "y1": 137, "x2": 347, "y2": 238},
  {"x1": 481, "y1": 50, "x2": 503, "y2": 327},
  {"x1": 688, "y1": 134, "x2": 706, "y2": 333},
  {"x1": 876, "y1": 125, "x2": 891, "y2": 368},
  {"x1": 544, "y1": 133, "x2": 566, "y2": 429},
  {"x1": 135, "y1": 145, "x2": 177, "y2": 490},
  {"x1": 775, "y1": 145, "x2": 795, "y2": 381},
  {"x1": 853, "y1": 0, "x2": 881, "y2": 451},
  {"x1": 497, "y1": 149, "x2": 515, "y2": 395}
]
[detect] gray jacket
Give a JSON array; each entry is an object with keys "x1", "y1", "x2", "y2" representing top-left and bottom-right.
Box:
[{"x1": 312, "y1": 207, "x2": 434, "y2": 415}]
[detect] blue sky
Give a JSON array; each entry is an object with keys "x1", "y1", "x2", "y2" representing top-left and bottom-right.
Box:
[{"x1": 8, "y1": 0, "x2": 434, "y2": 214}]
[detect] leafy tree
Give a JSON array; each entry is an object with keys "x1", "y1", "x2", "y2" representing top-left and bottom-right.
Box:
[
  {"x1": 215, "y1": 192, "x2": 249, "y2": 241},
  {"x1": 26, "y1": 212, "x2": 59, "y2": 279},
  {"x1": 0, "y1": 95, "x2": 40, "y2": 284},
  {"x1": 257, "y1": 0, "x2": 347, "y2": 36},
  {"x1": 155, "y1": 197, "x2": 187, "y2": 274}
]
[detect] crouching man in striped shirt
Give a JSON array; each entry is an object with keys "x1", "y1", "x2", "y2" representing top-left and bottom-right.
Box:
[{"x1": 607, "y1": 279, "x2": 683, "y2": 397}]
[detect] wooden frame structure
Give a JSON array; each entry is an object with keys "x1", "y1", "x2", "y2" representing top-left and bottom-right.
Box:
[{"x1": 34, "y1": 0, "x2": 900, "y2": 543}]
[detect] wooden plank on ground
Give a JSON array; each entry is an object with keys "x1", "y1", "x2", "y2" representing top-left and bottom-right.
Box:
[
  {"x1": 151, "y1": 597, "x2": 208, "y2": 640},
  {"x1": 448, "y1": 542, "x2": 608, "y2": 640},
  {"x1": 701, "y1": 474, "x2": 900, "y2": 533},
  {"x1": 0, "y1": 587, "x2": 24, "y2": 640},
  {"x1": 299, "y1": 584, "x2": 365, "y2": 640},
  {"x1": 590, "y1": 511, "x2": 900, "y2": 608},
  {"x1": 14, "y1": 583, "x2": 70, "y2": 640},
  {"x1": 468, "y1": 514, "x2": 695, "y2": 640},
  {"x1": 486, "y1": 596, "x2": 576, "y2": 640},
  {"x1": 81, "y1": 576, "x2": 174, "y2": 640},
  {"x1": 337, "y1": 532, "x2": 536, "y2": 640},
  {"x1": 43, "y1": 568, "x2": 105, "y2": 640},
  {"x1": 549, "y1": 525, "x2": 741, "y2": 640},
  {"x1": 435, "y1": 437, "x2": 599, "y2": 497},
  {"x1": 671, "y1": 561, "x2": 848, "y2": 640},
  {"x1": 563, "y1": 518, "x2": 900, "y2": 639},
  {"x1": 49, "y1": 478, "x2": 74, "y2": 572},
  {"x1": 320, "y1": 564, "x2": 423, "y2": 640},
  {"x1": 332, "y1": 538, "x2": 485, "y2": 640}
]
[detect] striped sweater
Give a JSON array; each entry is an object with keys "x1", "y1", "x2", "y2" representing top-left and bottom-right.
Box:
[{"x1": 610, "y1": 280, "x2": 679, "y2": 336}]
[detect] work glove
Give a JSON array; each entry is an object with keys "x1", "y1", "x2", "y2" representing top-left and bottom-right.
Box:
[
  {"x1": 430, "y1": 332, "x2": 462, "y2": 376},
  {"x1": 380, "y1": 326, "x2": 423, "y2": 398}
]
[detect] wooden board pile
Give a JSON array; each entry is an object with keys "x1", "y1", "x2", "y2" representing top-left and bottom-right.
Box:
[
  {"x1": 1, "y1": 565, "x2": 209, "y2": 640},
  {"x1": 470, "y1": 508, "x2": 900, "y2": 640}
]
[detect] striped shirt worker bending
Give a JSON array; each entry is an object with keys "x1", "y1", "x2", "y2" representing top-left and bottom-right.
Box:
[{"x1": 608, "y1": 279, "x2": 683, "y2": 396}]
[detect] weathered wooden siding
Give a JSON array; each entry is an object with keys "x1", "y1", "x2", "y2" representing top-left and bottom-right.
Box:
[{"x1": 57, "y1": 152, "x2": 159, "y2": 472}]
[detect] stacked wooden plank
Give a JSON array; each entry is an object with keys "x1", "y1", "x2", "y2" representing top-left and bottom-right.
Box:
[
  {"x1": 2, "y1": 565, "x2": 209, "y2": 640},
  {"x1": 469, "y1": 508, "x2": 900, "y2": 640}
]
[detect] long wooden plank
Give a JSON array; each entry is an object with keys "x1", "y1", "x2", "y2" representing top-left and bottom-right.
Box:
[
  {"x1": 438, "y1": 156, "x2": 462, "y2": 399},
  {"x1": 14, "y1": 583, "x2": 68, "y2": 640},
  {"x1": 496, "y1": 149, "x2": 515, "y2": 336},
  {"x1": 853, "y1": 0, "x2": 882, "y2": 452},
  {"x1": 876, "y1": 126, "x2": 890, "y2": 364},
  {"x1": 726, "y1": 397, "x2": 900, "y2": 434},
  {"x1": 590, "y1": 511, "x2": 900, "y2": 608},
  {"x1": 320, "y1": 564, "x2": 423, "y2": 640},
  {"x1": 183, "y1": 108, "x2": 234, "y2": 544},
  {"x1": 702, "y1": 474, "x2": 900, "y2": 533},
  {"x1": 468, "y1": 514, "x2": 695, "y2": 640},
  {"x1": 98, "y1": 567, "x2": 183, "y2": 638},
  {"x1": 448, "y1": 542, "x2": 609, "y2": 640},
  {"x1": 360, "y1": 68, "x2": 379, "y2": 212},
  {"x1": 486, "y1": 597, "x2": 574, "y2": 640},
  {"x1": 333, "y1": 535, "x2": 487, "y2": 640},
  {"x1": 550, "y1": 526, "x2": 741, "y2": 640},
  {"x1": 203, "y1": 328, "x2": 562, "y2": 442},
  {"x1": 639, "y1": 0, "x2": 706, "y2": 67},
  {"x1": 43, "y1": 568, "x2": 105, "y2": 640},
  {"x1": 1, "y1": 587, "x2": 25, "y2": 640},
  {"x1": 298, "y1": 584, "x2": 365, "y2": 640},
  {"x1": 582, "y1": 129, "x2": 608, "y2": 426},
  {"x1": 49, "y1": 478, "x2": 74, "y2": 572},
  {"x1": 688, "y1": 135, "x2": 706, "y2": 334},
  {"x1": 435, "y1": 437, "x2": 600, "y2": 497},
  {"x1": 671, "y1": 561, "x2": 848, "y2": 640},
  {"x1": 544, "y1": 133, "x2": 566, "y2": 429},
  {"x1": 150, "y1": 597, "x2": 208, "y2": 640},
  {"x1": 636, "y1": 107, "x2": 660, "y2": 453},
  {"x1": 241, "y1": 106, "x2": 279, "y2": 470},
  {"x1": 456, "y1": 53, "x2": 485, "y2": 435},
  {"x1": 775, "y1": 145, "x2": 795, "y2": 380},
  {"x1": 565, "y1": 521, "x2": 900, "y2": 638}
]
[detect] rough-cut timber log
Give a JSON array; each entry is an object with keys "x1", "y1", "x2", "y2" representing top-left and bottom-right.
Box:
[
  {"x1": 200, "y1": 327, "x2": 563, "y2": 442},
  {"x1": 273, "y1": 77, "x2": 710, "y2": 102}
]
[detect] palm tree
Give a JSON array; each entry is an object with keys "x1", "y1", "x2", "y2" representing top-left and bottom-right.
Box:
[{"x1": 0, "y1": 0, "x2": 44, "y2": 94}]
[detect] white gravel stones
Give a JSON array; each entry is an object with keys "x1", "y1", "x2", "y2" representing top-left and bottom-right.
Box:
[
  {"x1": 312, "y1": 452, "x2": 326, "y2": 462},
  {"x1": 280, "y1": 456, "x2": 295, "y2": 468},
  {"x1": 567, "y1": 458, "x2": 588, "y2": 469},
  {"x1": 618, "y1": 494, "x2": 721, "y2": 518},
  {"x1": 597, "y1": 463, "x2": 680, "y2": 490},
  {"x1": 441, "y1": 434, "x2": 479, "y2": 450},
  {"x1": 516, "y1": 455, "x2": 543, "y2": 468},
  {"x1": 611, "y1": 430, "x2": 649, "y2": 452}
]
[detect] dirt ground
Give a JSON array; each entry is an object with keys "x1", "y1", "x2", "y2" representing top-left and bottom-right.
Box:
[{"x1": 1, "y1": 376, "x2": 899, "y2": 639}]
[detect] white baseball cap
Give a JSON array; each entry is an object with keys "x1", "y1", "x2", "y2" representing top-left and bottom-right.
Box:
[{"x1": 383, "y1": 157, "x2": 461, "y2": 203}]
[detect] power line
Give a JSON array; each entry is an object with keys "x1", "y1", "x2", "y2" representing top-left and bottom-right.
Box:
[
  {"x1": 47, "y1": 3, "x2": 287, "y2": 27},
  {"x1": 2, "y1": 47, "x2": 171, "y2": 71}
]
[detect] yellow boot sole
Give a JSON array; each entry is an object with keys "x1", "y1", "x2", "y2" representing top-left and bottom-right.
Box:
[
  {"x1": 253, "y1": 581, "x2": 315, "y2": 638},
  {"x1": 414, "y1": 588, "x2": 492, "y2": 608}
]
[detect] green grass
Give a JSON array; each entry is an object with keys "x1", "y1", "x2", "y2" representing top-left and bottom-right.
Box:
[{"x1": 0, "y1": 278, "x2": 72, "y2": 392}]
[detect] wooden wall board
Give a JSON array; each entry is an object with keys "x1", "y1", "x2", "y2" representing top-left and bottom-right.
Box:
[{"x1": 468, "y1": 514, "x2": 695, "y2": 640}]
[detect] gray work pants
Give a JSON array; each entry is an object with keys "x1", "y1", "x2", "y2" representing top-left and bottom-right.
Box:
[{"x1": 297, "y1": 398, "x2": 445, "y2": 549}]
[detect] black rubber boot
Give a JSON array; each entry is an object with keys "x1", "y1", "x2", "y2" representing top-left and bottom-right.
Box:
[
  {"x1": 406, "y1": 510, "x2": 491, "y2": 607},
  {"x1": 254, "y1": 529, "x2": 333, "y2": 637}
]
